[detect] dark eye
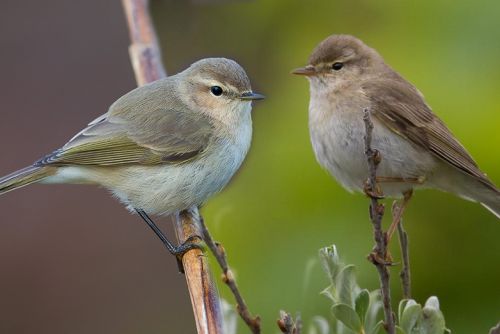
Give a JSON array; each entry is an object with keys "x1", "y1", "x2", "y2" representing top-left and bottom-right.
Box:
[
  {"x1": 210, "y1": 86, "x2": 223, "y2": 96},
  {"x1": 332, "y1": 62, "x2": 344, "y2": 71}
]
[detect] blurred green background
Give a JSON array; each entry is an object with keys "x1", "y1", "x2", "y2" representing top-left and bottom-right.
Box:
[
  {"x1": 154, "y1": 0, "x2": 500, "y2": 332},
  {"x1": 0, "y1": 0, "x2": 499, "y2": 333}
]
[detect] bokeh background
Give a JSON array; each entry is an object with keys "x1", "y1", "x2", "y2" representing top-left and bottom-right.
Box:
[{"x1": 0, "y1": 0, "x2": 499, "y2": 333}]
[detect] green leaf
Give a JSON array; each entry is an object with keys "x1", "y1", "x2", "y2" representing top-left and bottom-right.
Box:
[
  {"x1": 398, "y1": 299, "x2": 410, "y2": 322},
  {"x1": 319, "y1": 245, "x2": 342, "y2": 283},
  {"x1": 420, "y1": 305, "x2": 446, "y2": 334},
  {"x1": 332, "y1": 303, "x2": 363, "y2": 333},
  {"x1": 365, "y1": 290, "x2": 383, "y2": 332},
  {"x1": 355, "y1": 289, "x2": 370, "y2": 324},
  {"x1": 400, "y1": 303, "x2": 422, "y2": 334},
  {"x1": 395, "y1": 326, "x2": 406, "y2": 334},
  {"x1": 320, "y1": 285, "x2": 336, "y2": 302},
  {"x1": 424, "y1": 296, "x2": 440, "y2": 310},
  {"x1": 370, "y1": 320, "x2": 384, "y2": 334},
  {"x1": 404, "y1": 299, "x2": 418, "y2": 310},
  {"x1": 336, "y1": 264, "x2": 357, "y2": 306},
  {"x1": 309, "y1": 316, "x2": 330, "y2": 334}
]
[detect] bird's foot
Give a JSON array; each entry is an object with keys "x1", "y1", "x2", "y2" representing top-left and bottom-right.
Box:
[
  {"x1": 173, "y1": 235, "x2": 206, "y2": 273},
  {"x1": 375, "y1": 176, "x2": 426, "y2": 184},
  {"x1": 364, "y1": 179, "x2": 384, "y2": 199},
  {"x1": 368, "y1": 248, "x2": 396, "y2": 266},
  {"x1": 387, "y1": 190, "x2": 413, "y2": 241},
  {"x1": 173, "y1": 234, "x2": 205, "y2": 255},
  {"x1": 135, "y1": 209, "x2": 206, "y2": 273}
]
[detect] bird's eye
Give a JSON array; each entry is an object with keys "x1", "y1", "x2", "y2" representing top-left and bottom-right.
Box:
[
  {"x1": 332, "y1": 62, "x2": 344, "y2": 71},
  {"x1": 210, "y1": 86, "x2": 223, "y2": 96}
]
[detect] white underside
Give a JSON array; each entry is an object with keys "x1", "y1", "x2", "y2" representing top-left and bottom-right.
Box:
[
  {"x1": 307, "y1": 78, "x2": 497, "y2": 205},
  {"x1": 309, "y1": 85, "x2": 437, "y2": 197}
]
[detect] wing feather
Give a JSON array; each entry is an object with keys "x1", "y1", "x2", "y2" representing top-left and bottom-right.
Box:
[
  {"x1": 362, "y1": 79, "x2": 495, "y2": 189},
  {"x1": 36, "y1": 79, "x2": 214, "y2": 167}
]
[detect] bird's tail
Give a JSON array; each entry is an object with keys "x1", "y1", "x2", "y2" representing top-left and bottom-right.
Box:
[
  {"x1": 460, "y1": 179, "x2": 500, "y2": 219},
  {"x1": 479, "y1": 189, "x2": 500, "y2": 219},
  {"x1": 0, "y1": 165, "x2": 55, "y2": 196},
  {"x1": 434, "y1": 165, "x2": 500, "y2": 220}
]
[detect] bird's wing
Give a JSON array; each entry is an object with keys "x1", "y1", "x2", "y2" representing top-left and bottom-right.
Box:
[
  {"x1": 362, "y1": 79, "x2": 494, "y2": 189},
  {"x1": 36, "y1": 106, "x2": 214, "y2": 166}
]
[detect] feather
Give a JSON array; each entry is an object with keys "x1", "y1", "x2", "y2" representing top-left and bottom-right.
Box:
[
  {"x1": 363, "y1": 79, "x2": 495, "y2": 190},
  {"x1": 36, "y1": 79, "x2": 214, "y2": 167}
]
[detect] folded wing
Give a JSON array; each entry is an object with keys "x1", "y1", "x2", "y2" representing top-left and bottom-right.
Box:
[
  {"x1": 36, "y1": 80, "x2": 213, "y2": 166},
  {"x1": 363, "y1": 79, "x2": 495, "y2": 190}
]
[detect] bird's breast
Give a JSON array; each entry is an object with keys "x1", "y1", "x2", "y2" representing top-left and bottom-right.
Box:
[
  {"x1": 308, "y1": 87, "x2": 436, "y2": 196},
  {"x1": 309, "y1": 91, "x2": 370, "y2": 192},
  {"x1": 77, "y1": 119, "x2": 253, "y2": 216}
]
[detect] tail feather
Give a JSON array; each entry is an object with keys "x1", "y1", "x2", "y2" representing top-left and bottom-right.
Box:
[
  {"x1": 481, "y1": 190, "x2": 500, "y2": 219},
  {"x1": 0, "y1": 165, "x2": 55, "y2": 195},
  {"x1": 433, "y1": 164, "x2": 500, "y2": 220},
  {"x1": 461, "y1": 179, "x2": 500, "y2": 219}
]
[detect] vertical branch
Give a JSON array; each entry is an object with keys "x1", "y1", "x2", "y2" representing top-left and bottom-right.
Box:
[
  {"x1": 174, "y1": 209, "x2": 225, "y2": 334},
  {"x1": 397, "y1": 219, "x2": 411, "y2": 299},
  {"x1": 121, "y1": 1, "x2": 223, "y2": 333},
  {"x1": 363, "y1": 109, "x2": 396, "y2": 334},
  {"x1": 122, "y1": 0, "x2": 166, "y2": 84}
]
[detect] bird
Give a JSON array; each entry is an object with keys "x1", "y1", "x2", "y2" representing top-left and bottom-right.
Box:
[
  {"x1": 293, "y1": 34, "x2": 499, "y2": 233},
  {"x1": 0, "y1": 57, "x2": 264, "y2": 256}
]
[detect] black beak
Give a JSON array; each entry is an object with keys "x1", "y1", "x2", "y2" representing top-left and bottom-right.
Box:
[{"x1": 240, "y1": 92, "x2": 265, "y2": 101}]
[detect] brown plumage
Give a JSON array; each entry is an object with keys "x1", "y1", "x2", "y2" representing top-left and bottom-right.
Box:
[
  {"x1": 294, "y1": 34, "x2": 500, "y2": 218},
  {"x1": 363, "y1": 79, "x2": 496, "y2": 191}
]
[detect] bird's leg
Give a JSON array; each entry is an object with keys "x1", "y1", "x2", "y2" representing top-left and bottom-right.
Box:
[
  {"x1": 366, "y1": 175, "x2": 424, "y2": 198},
  {"x1": 376, "y1": 176, "x2": 426, "y2": 184},
  {"x1": 371, "y1": 176, "x2": 420, "y2": 255},
  {"x1": 387, "y1": 190, "x2": 413, "y2": 243},
  {"x1": 135, "y1": 209, "x2": 204, "y2": 272},
  {"x1": 365, "y1": 175, "x2": 418, "y2": 262}
]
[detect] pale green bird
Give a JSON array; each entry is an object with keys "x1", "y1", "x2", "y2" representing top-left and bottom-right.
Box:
[{"x1": 0, "y1": 57, "x2": 264, "y2": 256}]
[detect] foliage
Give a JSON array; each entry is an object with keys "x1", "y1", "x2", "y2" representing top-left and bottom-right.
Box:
[
  {"x1": 307, "y1": 245, "x2": 449, "y2": 334},
  {"x1": 222, "y1": 245, "x2": 455, "y2": 334}
]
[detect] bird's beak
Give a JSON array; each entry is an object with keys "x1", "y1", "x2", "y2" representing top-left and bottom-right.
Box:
[
  {"x1": 291, "y1": 65, "x2": 316, "y2": 76},
  {"x1": 240, "y1": 92, "x2": 265, "y2": 101}
]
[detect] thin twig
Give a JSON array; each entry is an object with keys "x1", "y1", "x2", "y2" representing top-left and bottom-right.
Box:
[
  {"x1": 363, "y1": 108, "x2": 396, "y2": 334},
  {"x1": 121, "y1": 1, "x2": 223, "y2": 333},
  {"x1": 395, "y1": 207, "x2": 411, "y2": 299},
  {"x1": 199, "y1": 217, "x2": 262, "y2": 334},
  {"x1": 277, "y1": 311, "x2": 302, "y2": 334}
]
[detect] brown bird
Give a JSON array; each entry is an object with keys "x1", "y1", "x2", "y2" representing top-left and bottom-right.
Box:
[{"x1": 293, "y1": 34, "x2": 499, "y2": 234}]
